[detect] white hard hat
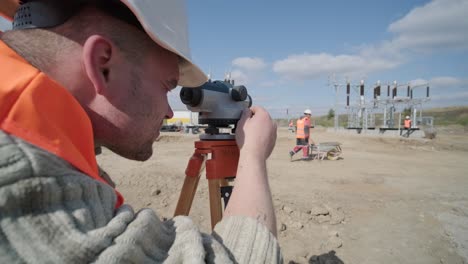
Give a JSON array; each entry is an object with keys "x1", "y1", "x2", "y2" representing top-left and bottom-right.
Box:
[
  {"x1": 8, "y1": 0, "x2": 207, "y2": 87},
  {"x1": 304, "y1": 109, "x2": 312, "y2": 115},
  {"x1": 406, "y1": 116, "x2": 410, "y2": 119},
  {"x1": 121, "y1": 0, "x2": 207, "y2": 87}
]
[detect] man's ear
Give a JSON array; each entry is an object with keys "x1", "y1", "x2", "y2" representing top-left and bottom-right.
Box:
[{"x1": 82, "y1": 35, "x2": 113, "y2": 95}]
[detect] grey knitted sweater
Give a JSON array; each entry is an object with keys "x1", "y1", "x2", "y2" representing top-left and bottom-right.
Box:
[{"x1": 0, "y1": 130, "x2": 282, "y2": 263}]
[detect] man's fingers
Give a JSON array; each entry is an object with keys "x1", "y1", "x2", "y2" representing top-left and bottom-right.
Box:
[
  {"x1": 242, "y1": 108, "x2": 253, "y2": 120},
  {"x1": 250, "y1": 106, "x2": 271, "y2": 120},
  {"x1": 237, "y1": 108, "x2": 251, "y2": 129},
  {"x1": 242, "y1": 107, "x2": 252, "y2": 118},
  {"x1": 249, "y1": 106, "x2": 264, "y2": 115},
  {"x1": 249, "y1": 106, "x2": 259, "y2": 113}
]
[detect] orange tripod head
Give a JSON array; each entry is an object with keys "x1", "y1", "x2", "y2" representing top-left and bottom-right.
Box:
[{"x1": 174, "y1": 125, "x2": 240, "y2": 228}]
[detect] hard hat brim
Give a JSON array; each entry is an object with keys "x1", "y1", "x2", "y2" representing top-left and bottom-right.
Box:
[
  {"x1": 177, "y1": 58, "x2": 208, "y2": 87},
  {"x1": 121, "y1": 0, "x2": 207, "y2": 87}
]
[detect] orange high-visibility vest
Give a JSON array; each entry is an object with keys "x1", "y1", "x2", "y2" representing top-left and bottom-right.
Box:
[
  {"x1": 0, "y1": 40, "x2": 123, "y2": 208},
  {"x1": 404, "y1": 119, "x2": 412, "y2": 129},
  {"x1": 296, "y1": 118, "x2": 306, "y2": 139}
]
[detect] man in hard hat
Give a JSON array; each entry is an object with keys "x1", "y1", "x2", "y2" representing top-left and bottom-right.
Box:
[
  {"x1": 0, "y1": 1, "x2": 281, "y2": 262},
  {"x1": 289, "y1": 109, "x2": 315, "y2": 160},
  {"x1": 403, "y1": 115, "x2": 412, "y2": 138}
]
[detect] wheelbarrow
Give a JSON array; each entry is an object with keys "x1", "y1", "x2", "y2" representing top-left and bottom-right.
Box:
[{"x1": 309, "y1": 142, "x2": 343, "y2": 160}]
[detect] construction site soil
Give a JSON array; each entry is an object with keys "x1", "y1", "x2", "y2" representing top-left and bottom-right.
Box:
[{"x1": 97, "y1": 127, "x2": 468, "y2": 264}]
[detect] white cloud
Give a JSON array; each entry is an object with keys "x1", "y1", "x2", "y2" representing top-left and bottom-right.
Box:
[
  {"x1": 409, "y1": 78, "x2": 429, "y2": 87},
  {"x1": 230, "y1": 57, "x2": 268, "y2": 86},
  {"x1": 272, "y1": 0, "x2": 468, "y2": 82},
  {"x1": 230, "y1": 69, "x2": 249, "y2": 85},
  {"x1": 410, "y1": 76, "x2": 468, "y2": 88},
  {"x1": 273, "y1": 52, "x2": 401, "y2": 80},
  {"x1": 388, "y1": 0, "x2": 468, "y2": 51},
  {"x1": 232, "y1": 57, "x2": 266, "y2": 71}
]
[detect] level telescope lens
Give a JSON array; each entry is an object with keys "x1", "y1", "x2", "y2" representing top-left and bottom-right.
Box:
[{"x1": 180, "y1": 87, "x2": 202, "y2": 107}]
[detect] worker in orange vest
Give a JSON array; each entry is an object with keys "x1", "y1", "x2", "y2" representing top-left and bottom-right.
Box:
[
  {"x1": 289, "y1": 109, "x2": 315, "y2": 160},
  {"x1": 0, "y1": 0, "x2": 281, "y2": 262},
  {"x1": 403, "y1": 115, "x2": 412, "y2": 137}
]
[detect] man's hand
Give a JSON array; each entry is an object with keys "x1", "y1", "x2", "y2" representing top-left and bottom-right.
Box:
[
  {"x1": 224, "y1": 106, "x2": 278, "y2": 236},
  {"x1": 235, "y1": 106, "x2": 277, "y2": 160}
]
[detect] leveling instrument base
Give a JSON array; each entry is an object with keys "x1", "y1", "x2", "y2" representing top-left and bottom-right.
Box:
[{"x1": 174, "y1": 137, "x2": 239, "y2": 229}]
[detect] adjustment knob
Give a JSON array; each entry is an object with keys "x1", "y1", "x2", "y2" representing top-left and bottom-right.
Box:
[{"x1": 231, "y1": 85, "x2": 247, "y2": 101}]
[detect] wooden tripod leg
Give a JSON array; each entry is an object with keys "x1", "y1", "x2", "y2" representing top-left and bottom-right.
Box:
[
  {"x1": 220, "y1": 179, "x2": 229, "y2": 187},
  {"x1": 208, "y1": 179, "x2": 223, "y2": 229},
  {"x1": 174, "y1": 153, "x2": 205, "y2": 217},
  {"x1": 174, "y1": 175, "x2": 201, "y2": 216}
]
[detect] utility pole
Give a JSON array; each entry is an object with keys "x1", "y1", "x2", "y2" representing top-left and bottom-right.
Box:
[
  {"x1": 329, "y1": 74, "x2": 340, "y2": 132},
  {"x1": 334, "y1": 83, "x2": 339, "y2": 131}
]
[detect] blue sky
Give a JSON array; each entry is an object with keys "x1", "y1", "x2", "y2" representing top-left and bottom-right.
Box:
[
  {"x1": 1, "y1": 0, "x2": 467, "y2": 117},
  {"x1": 178, "y1": 0, "x2": 468, "y2": 117}
]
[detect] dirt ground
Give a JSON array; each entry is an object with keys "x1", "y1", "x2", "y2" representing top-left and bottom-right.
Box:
[{"x1": 97, "y1": 127, "x2": 468, "y2": 264}]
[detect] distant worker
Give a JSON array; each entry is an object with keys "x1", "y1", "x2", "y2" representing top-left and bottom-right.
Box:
[
  {"x1": 403, "y1": 115, "x2": 412, "y2": 137},
  {"x1": 289, "y1": 109, "x2": 316, "y2": 160}
]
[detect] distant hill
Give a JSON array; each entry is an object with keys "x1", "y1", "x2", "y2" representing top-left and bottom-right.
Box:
[
  {"x1": 423, "y1": 106, "x2": 468, "y2": 126},
  {"x1": 275, "y1": 106, "x2": 468, "y2": 128}
]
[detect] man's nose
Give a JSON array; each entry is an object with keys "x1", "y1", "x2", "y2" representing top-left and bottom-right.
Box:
[{"x1": 165, "y1": 105, "x2": 174, "y2": 119}]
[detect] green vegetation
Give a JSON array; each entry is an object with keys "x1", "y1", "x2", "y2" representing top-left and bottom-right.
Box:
[
  {"x1": 327, "y1": 108, "x2": 335, "y2": 120},
  {"x1": 424, "y1": 106, "x2": 468, "y2": 126},
  {"x1": 402, "y1": 107, "x2": 411, "y2": 118},
  {"x1": 314, "y1": 113, "x2": 347, "y2": 127}
]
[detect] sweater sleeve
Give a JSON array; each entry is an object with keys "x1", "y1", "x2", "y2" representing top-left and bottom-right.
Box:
[
  {"x1": 0, "y1": 132, "x2": 283, "y2": 263},
  {"x1": 211, "y1": 216, "x2": 283, "y2": 263}
]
